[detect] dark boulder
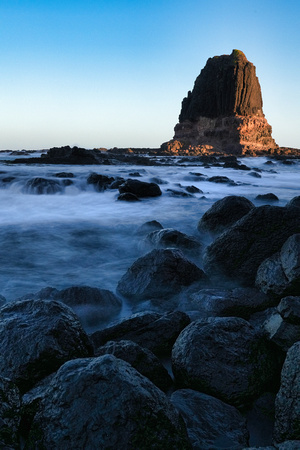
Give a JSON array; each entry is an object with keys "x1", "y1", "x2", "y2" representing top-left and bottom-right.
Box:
[
  {"x1": 28, "y1": 355, "x2": 191, "y2": 449},
  {"x1": 0, "y1": 294, "x2": 6, "y2": 306},
  {"x1": 24, "y1": 177, "x2": 62, "y2": 194},
  {"x1": 170, "y1": 389, "x2": 249, "y2": 449},
  {"x1": 119, "y1": 179, "x2": 161, "y2": 198},
  {"x1": 208, "y1": 176, "x2": 236, "y2": 184},
  {"x1": 286, "y1": 196, "x2": 300, "y2": 209},
  {"x1": 0, "y1": 377, "x2": 20, "y2": 449},
  {"x1": 87, "y1": 173, "x2": 114, "y2": 191},
  {"x1": 0, "y1": 299, "x2": 93, "y2": 393},
  {"x1": 166, "y1": 189, "x2": 194, "y2": 198},
  {"x1": 136, "y1": 220, "x2": 164, "y2": 235},
  {"x1": 198, "y1": 195, "x2": 254, "y2": 234},
  {"x1": 117, "y1": 248, "x2": 207, "y2": 301},
  {"x1": 203, "y1": 206, "x2": 300, "y2": 286},
  {"x1": 90, "y1": 311, "x2": 190, "y2": 356},
  {"x1": 117, "y1": 192, "x2": 141, "y2": 201},
  {"x1": 172, "y1": 317, "x2": 279, "y2": 407},
  {"x1": 54, "y1": 172, "x2": 74, "y2": 178},
  {"x1": 274, "y1": 342, "x2": 300, "y2": 443},
  {"x1": 185, "y1": 185, "x2": 203, "y2": 194},
  {"x1": 145, "y1": 228, "x2": 202, "y2": 255},
  {"x1": 256, "y1": 193, "x2": 279, "y2": 202},
  {"x1": 95, "y1": 340, "x2": 172, "y2": 391}
]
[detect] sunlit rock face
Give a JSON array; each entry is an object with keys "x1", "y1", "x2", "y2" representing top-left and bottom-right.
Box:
[{"x1": 163, "y1": 50, "x2": 278, "y2": 155}]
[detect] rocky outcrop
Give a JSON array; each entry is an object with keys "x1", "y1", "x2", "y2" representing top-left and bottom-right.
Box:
[{"x1": 162, "y1": 50, "x2": 278, "y2": 155}]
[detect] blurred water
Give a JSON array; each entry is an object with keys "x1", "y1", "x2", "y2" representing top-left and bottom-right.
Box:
[{"x1": 0, "y1": 154, "x2": 299, "y2": 306}]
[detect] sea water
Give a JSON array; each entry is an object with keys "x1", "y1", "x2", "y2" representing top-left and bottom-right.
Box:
[{"x1": 0, "y1": 154, "x2": 299, "y2": 309}]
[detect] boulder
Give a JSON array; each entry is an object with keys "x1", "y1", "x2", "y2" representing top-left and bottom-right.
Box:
[
  {"x1": 87, "y1": 173, "x2": 114, "y2": 191},
  {"x1": 28, "y1": 355, "x2": 191, "y2": 449},
  {"x1": 0, "y1": 377, "x2": 20, "y2": 449},
  {"x1": 203, "y1": 206, "x2": 300, "y2": 286},
  {"x1": 166, "y1": 189, "x2": 194, "y2": 198},
  {"x1": 274, "y1": 342, "x2": 300, "y2": 443},
  {"x1": 54, "y1": 172, "x2": 74, "y2": 178},
  {"x1": 208, "y1": 176, "x2": 236, "y2": 184},
  {"x1": 117, "y1": 248, "x2": 207, "y2": 301},
  {"x1": 0, "y1": 299, "x2": 93, "y2": 393},
  {"x1": 117, "y1": 192, "x2": 141, "y2": 201},
  {"x1": 90, "y1": 311, "x2": 190, "y2": 356},
  {"x1": 256, "y1": 193, "x2": 279, "y2": 202},
  {"x1": 145, "y1": 228, "x2": 202, "y2": 255},
  {"x1": 172, "y1": 317, "x2": 278, "y2": 407},
  {"x1": 198, "y1": 195, "x2": 254, "y2": 234},
  {"x1": 118, "y1": 179, "x2": 161, "y2": 198},
  {"x1": 24, "y1": 177, "x2": 62, "y2": 194},
  {"x1": 95, "y1": 340, "x2": 172, "y2": 391},
  {"x1": 136, "y1": 220, "x2": 164, "y2": 235},
  {"x1": 286, "y1": 196, "x2": 300, "y2": 209},
  {"x1": 170, "y1": 389, "x2": 249, "y2": 449}
]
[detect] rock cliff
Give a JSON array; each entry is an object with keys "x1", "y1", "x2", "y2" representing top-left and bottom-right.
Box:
[{"x1": 162, "y1": 50, "x2": 278, "y2": 155}]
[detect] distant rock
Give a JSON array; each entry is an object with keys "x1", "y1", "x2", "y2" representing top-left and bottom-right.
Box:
[
  {"x1": 256, "y1": 193, "x2": 279, "y2": 202},
  {"x1": 161, "y1": 50, "x2": 278, "y2": 156}
]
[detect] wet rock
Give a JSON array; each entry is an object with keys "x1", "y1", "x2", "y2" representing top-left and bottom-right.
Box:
[
  {"x1": 90, "y1": 311, "x2": 191, "y2": 356},
  {"x1": 0, "y1": 377, "x2": 20, "y2": 449},
  {"x1": 117, "y1": 192, "x2": 141, "y2": 201},
  {"x1": 208, "y1": 176, "x2": 236, "y2": 184},
  {"x1": 24, "y1": 177, "x2": 62, "y2": 194},
  {"x1": 54, "y1": 172, "x2": 74, "y2": 178},
  {"x1": 245, "y1": 392, "x2": 275, "y2": 448},
  {"x1": 1, "y1": 176, "x2": 16, "y2": 183},
  {"x1": 171, "y1": 389, "x2": 249, "y2": 449},
  {"x1": 0, "y1": 299, "x2": 93, "y2": 393},
  {"x1": 172, "y1": 317, "x2": 278, "y2": 407},
  {"x1": 118, "y1": 179, "x2": 162, "y2": 198},
  {"x1": 256, "y1": 193, "x2": 279, "y2": 202},
  {"x1": 95, "y1": 340, "x2": 172, "y2": 391},
  {"x1": 0, "y1": 295, "x2": 6, "y2": 306},
  {"x1": 180, "y1": 287, "x2": 275, "y2": 320},
  {"x1": 203, "y1": 206, "x2": 300, "y2": 286},
  {"x1": 117, "y1": 248, "x2": 207, "y2": 301},
  {"x1": 149, "y1": 176, "x2": 168, "y2": 185},
  {"x1": 109, "y1": 177, "x2": 125, "y2": 189},
  {"x1": 280, "y1": 234, "x2": 300, "y2": 283},
  {"x1": 198, "y1": 195, "x2": 254, "y2": 234},
  {"x1": 145, "y1": 228, "x2": 202, "y2": 255},
  {"x1": 136, "y1": 220, "x2": 164, "y2": 235},
  {"x1": 166, "y1": 188, "x2": 194, "y2": 198},
  {"x1": 286, "y1": 196, "x2": 300, "y2": 209},
  {"x1": 185, "y1": 185, "x2": 203, "y2": 194},
  {"x1": 248, "y1": 171, "x2": 262, "y2": 178},
  {"x1": 274, "y1": 342, "x2": 300, "y2": 443},
  {"x1": 277, "y1": 296, "x2": 300, "y2": 324},
  {"x1": 87, "y1": 173, "x2": 114, "y2": 191},
  {"x1": 28, "y1": 355, "x2": 191, "y2": 449}
]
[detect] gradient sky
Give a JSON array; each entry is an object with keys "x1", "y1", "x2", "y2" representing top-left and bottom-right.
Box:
[{"x1": 1, "y1": 0, "x2": 299, "y2": 150}]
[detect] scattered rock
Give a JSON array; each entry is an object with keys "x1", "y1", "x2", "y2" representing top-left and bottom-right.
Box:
[
  {"x1": 87, "y1": 173, "x2": 114, "y2": 191},
  {"x1": 172, "y1": 317, "x2": 278, "y2": 407},
  {"x1": 54, "y1": 172, "x2": 74, "y2": 178},
  {"x1": 117, "y1": 248, "x2": 207, "y2": 301},
  {"x1": 136, "y1": 220, "x2": 164, "y2": 235},
  {"x1": 274, "y1": 342, "x2": 300, "y2": 443},
  {"x1": 256, "y1": 193, "x2": 279, "y2": 202},
  {"x1": 208, "y1": 176, "x2": 236, "y2": 184},
  {"x1": 117, "y1": 192, "x2": 141, "y2": 201},
  {"x1": 145, "y1": 228, "x2": 202, "y2": 255},
  {"x1": 198, "y1": 195, "x2": 254, "y2": 234},
  {"x1": 248, "y1": 171, "x2": 262, "y2": 178},
  {"x1": 95, "y1": 340, "x2": 172, "y2": 391},
  {"x1": 90, "y1": 311, "x2": 191, "y2": 356},
  {"x1": 185, "y1": 185, "x2": 203, "y2": 194},
  {"x1": 166, "y1": 189, "x2": 194, "y2": 198},
  {"x1": 0, "y1": 299, "x2": 93, "y2": 393},
  {"x1": 170, "y1": 389, "x2": 249, "y2": 449},
  {"x1": 119, "y1": 179, "x2": 162, "y2": 198},
  {"x1": 24, "y1": 177, "x2": 62, "y2": 194},
  {"x1": 28, "y1": 355, "x2": 191, "y2": 449}
]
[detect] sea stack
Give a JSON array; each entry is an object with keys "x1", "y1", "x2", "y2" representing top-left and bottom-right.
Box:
[{"x1": 162, "y1": 49, "x2": 278, "y2": 155}]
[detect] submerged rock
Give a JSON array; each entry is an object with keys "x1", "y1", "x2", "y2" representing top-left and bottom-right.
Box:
[
  {"x1": 117, "y1": 248, "x2": 206, "y2": 301},
  {"x1": 28, "y1": 355, "x2": 191, "y2": 449},
  {"x1": 0, "y1": 299, "x2": 93, "y2": 393},
  {"x1": 24, "y1": 177, "x2": 62, "y2": 194}
]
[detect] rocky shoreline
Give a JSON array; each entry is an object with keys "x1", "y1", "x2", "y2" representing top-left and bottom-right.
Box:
[{"x1": 1, "y1": 186, "x2": 299, "y2": 449}]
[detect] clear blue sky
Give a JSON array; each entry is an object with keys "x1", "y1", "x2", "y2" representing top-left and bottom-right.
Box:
[{"x1": 1, "y1": 0, "x2": 299, "y2": 150}]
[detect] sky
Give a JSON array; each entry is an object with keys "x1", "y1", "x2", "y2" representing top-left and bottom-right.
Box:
[{"x1": 0, "y1": 0, "x2": 299, "y2": 150}]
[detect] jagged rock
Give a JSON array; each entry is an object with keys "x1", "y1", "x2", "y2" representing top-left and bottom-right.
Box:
[
  {"x1": 87, "y1": 173, "x2": 114, "y2": 191},
  {"x1": 0, "y1": 299, "x2": 93, "y2": 393},
  {"x1": 162, "y1": 50, "x2": 277, "y2": 155},
  {"x1": 0, "y1": 377, "x2": 21, "y2": 449},
  {"x1": 204, "y1": 206, "x2": 300, "y2": 286},
  {"x1": 172, "y1": 317, "x2": 279, "y2": 407},
  {"x1": 28, "y1": 355, "x2": 191, "y2": 449},
  {"x1": 90, "y1": 311, "x2": 191, "y2": 356},
  {"x1": 170, "y1": 389, "x2": 249, "y2": 449},
  {"x1": 145, "y1": 228, "x2": 202, "y2": 255},
  {"x1": 274, "y1": 342, "x2": 300, "y2": 443},
  {"x1": 198, "y1": 195, "x2": 254, "y2": 234},
  {"x1": 95, "y1": 340, "x2": 172, "y2": 391},
  {"x1": 24, "y1": 177, "x2": 62, "y2": 194},
  {"x1": 118, "y1": 179, "x2": 162, "y2": 198},
  {"x1": 117, "y1": 248, "x2": 206, "y2": 301}
]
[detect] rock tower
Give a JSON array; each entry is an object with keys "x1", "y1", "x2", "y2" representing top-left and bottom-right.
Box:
[{"x1": 162, "y1": 50, "x2": 278, "y2": 155}]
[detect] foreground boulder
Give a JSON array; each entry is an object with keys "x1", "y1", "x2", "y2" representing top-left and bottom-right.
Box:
[
  {"x1": 198, "y1": 195, "x2": 254, "y2": 234},
  {"x1": 0, "y1": 377, "x2": 20, "y2": 449},
  {"x1": 117, "y1": 248, "x2": 207, "y2": 301},
  {"x1": 0, "y1": 299, "x2": 93, "y2": 393},
  {"x1": 90, "y1": 311, "x2": 190, "y2": 356},
  {"x1": 204, "y1": 206, "x2": 300, "y2": 286},
  {"x1": 118, "y1": 179, "x2": 162, "y2": 198},
  {"x1": 28, "y1": 355, "x2": 191, "y2": 449},
  {"x1": 95, "y1": 340, "x2": 172, "y2": 391},
  {"x1": 274, "y1": 342, "x2": 300, "y2": 443},
  {"x1": 171, "y1": 389, "x2": 249, "y2": 449},
  {"x1": 172, "y1": 317, "x2": 278, "y2": 407}
]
